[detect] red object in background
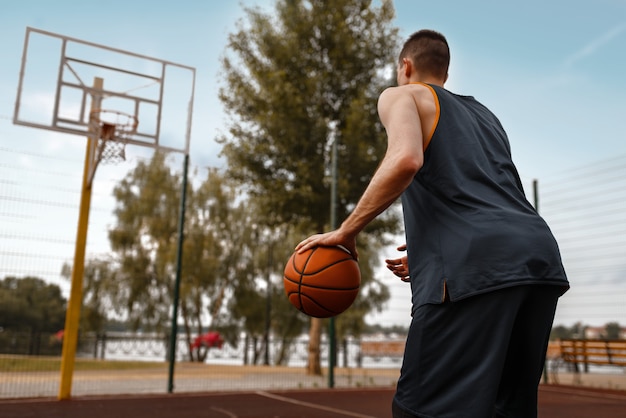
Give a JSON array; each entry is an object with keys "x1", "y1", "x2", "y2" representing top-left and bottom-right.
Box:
[
  {"x1": 54, "y1": 330, "x2": 64, "y2": 341},
  {"x1": 190, "y1": 331, "x2": 224, "y2": 350}
]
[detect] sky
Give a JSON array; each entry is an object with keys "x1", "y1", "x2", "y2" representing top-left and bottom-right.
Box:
[{"x1": 1, "y1": 0, "x2": 625, "y2": 329}]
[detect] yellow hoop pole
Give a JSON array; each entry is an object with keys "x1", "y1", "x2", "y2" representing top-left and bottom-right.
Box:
[{"x1": 58, "y1": 77, "x2": 102, "y2": 400}]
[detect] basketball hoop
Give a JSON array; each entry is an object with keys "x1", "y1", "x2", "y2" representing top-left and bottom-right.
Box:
[{"x1": 90, "y1": 109, "x2": 138, "y2": 164}]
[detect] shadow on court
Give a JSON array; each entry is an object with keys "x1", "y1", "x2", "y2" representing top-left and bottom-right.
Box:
[{"x1": 2, "y1": 386, "x2": 626, "y2": 418}]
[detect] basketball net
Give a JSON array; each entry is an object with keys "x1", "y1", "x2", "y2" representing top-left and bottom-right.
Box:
[{"x1": 90, "y1": 109, "x2": 138, "y2": 165}]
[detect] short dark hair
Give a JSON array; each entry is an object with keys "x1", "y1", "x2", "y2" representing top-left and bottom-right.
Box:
[{"x1": 399, "y1": 30, "x2": 450, "y2": 80}]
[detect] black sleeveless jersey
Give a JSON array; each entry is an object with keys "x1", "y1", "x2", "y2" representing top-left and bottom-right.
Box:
[{"x1": 401, "y1": 84, "x2": 569, "y2": 312}]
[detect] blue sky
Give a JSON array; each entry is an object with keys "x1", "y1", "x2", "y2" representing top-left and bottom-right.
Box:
[
  {"x1": 1, "y1": 0, "x2": 625, "y2": 327},
  {"x1": 2, "y1": 0, "x2": 624, "y2": 177}
]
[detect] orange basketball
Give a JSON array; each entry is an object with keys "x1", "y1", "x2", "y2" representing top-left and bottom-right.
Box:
[{"x1": 283, "y1": 245, "x2": 361, "y2": 318}]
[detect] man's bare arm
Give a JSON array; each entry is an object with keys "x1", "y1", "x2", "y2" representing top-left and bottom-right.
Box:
[{"x1": 296, "y1": 87, "x2": 424, "y2": 257}]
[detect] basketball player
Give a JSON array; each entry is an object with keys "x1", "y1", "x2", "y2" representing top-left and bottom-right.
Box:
[{"x1": 296, "y1": 29, "x2": 569, "y2": 417}]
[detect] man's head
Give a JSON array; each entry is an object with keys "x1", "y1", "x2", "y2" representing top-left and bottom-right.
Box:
[{"x1": 397, "y1": 30, "x2": 450, "y2": 86}]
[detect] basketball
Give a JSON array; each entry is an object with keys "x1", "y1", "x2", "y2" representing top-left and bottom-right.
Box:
[{"x1": 283, "y1": 245, "x2": 361, "y2": 318}]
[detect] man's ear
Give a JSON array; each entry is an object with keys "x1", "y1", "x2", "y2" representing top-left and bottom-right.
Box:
[{"x1": 403, "y1": 58, "x2": 413, "y2": 78}]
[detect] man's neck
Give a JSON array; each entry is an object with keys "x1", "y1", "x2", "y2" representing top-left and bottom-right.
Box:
[{"x1": 410, "y1": 76, "x2": 444, "y2": 87}]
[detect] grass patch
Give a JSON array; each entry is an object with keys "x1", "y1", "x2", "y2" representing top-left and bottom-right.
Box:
[{"x1": 0, "y1": 355, "x2": 165, "y2": 373}]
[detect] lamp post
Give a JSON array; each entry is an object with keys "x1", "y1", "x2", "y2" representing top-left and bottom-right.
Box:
[
  {"x1": 328, "y1": 131, "x2": 338, "y2": 388},
  {"x1": 264, "y1": 232, "x2": 272, "y2": 366}
]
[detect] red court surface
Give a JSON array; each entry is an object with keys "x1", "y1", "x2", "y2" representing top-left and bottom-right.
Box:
[{"x1": 2, "y1": 386, "x2": 625, "y2": 418}]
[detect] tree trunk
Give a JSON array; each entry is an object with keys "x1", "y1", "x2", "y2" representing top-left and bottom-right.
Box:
[
  {"x1": 195, "y1": 321, "x2": 206, "y2": 362},
  {"x1": 181, "y1": 304, "x2": 194, "y2": 361},
  {"x1": 252, "y1": 336, "x2": 260, "y2": 364},
  {"x1": 243, "y1": 334, "x2": 249, "y2": 365},
  {"x1": 307, "y1": 317, "x2": 322, "y2": 375},
  {"x1": 276, "y1": 336, "x2": 291, "y2": 366}
]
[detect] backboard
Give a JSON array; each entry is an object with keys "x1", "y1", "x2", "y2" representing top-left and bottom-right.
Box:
[{"x1": 13, "y1": 27, "x2": 195, "y2": 155}]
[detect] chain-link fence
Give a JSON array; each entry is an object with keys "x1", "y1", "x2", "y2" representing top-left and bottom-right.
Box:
[{"x1": 1, "y1": 139, "x2": 625, "y2": 399}]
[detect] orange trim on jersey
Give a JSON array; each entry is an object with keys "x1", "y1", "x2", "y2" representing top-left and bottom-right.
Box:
[{"x1": 410, "y1": 82, "x2": 440, "y2": 151}]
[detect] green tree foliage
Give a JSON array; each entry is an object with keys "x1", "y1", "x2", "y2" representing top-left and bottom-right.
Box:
[
  {"x1": 91, "y1": 154, "x2": 302, "y2": 363},
  {"x1": 106, "y1": 154, "x2": 259, "y2": 361},
  {"x1": 226, "y1": 222, "x2": 310, "y2": 365},
  {"x1": 61, "y1": 257, "x2": 118, "y2": 335},
  {"x1": 603, "y1": 322, "x2": 621, "y2": 340},
  {"x1": 0, "y1": 276, "x2": 66, "y2": 355},
  {"x1": 219, "y1": 0, "x2": 400, "y2": 374},
  {"x1": 107, "y1": 152, "x2": 182, "y2": 332},
  {"x1": 180, "y1": 168, "x2": 262, "y2": 361},
  {"x1": 550, "y1": 324, "x2": 574, "y2": 340},
  {"x1": 550, "y1": 322, "x2": 625, "y2": 340}
]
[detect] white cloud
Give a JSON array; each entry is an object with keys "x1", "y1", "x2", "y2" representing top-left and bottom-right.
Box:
[{"x1": 563, "y1": 22, "x2": 626, "y2": 68}]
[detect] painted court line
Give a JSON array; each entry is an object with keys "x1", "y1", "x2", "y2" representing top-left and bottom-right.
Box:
[
  {"x1": 210, "y1": 406, "x2": 238, "y2": 418},
  {"x1": 256, "y1": 391, "x2": 378, "y2": 418}
]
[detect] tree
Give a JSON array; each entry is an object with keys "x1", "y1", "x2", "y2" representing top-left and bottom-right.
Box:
[
  {"x1": 0, "y1": 276, "x2": 66, "y2": 355},
  {"x1": 219, "y1": 0, "x2": 400, "y2": 374},
  {"x1": 550, "y1": 324, "x2": 573, "y2": 340},
  {"x1": 61, "y1": 257, "x2": 118, "y2": 335},
  {"x1": 107, "y1": 152, "x2": 183, "y2": 332},
  {"x1": 180, "y1": 167, "x2": 263, "y2": 361},
  {"x1": 604, "y1": 322, "x2": 621, "y2": 340},
  {"x1": 91, "y1": 154, "x2": 292, "y2": 362},
  {"x1": 224, "y1": 211, "x2": 309, "y2": 366}
]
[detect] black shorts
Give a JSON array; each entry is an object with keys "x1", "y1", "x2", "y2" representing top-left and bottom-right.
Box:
[{"x1": 392, "y1": 284, "x2": 562, "y2": 418}]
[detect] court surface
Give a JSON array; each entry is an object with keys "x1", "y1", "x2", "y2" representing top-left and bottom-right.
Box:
[{"x1": 2, "y1": 386, "x2": 626, "y2": 418}]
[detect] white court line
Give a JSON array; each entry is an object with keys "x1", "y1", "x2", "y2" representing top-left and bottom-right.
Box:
[
  {"x1": 256, "y1": 391, "x2": 377, "y2": 418},
  {"x1": 210, "y1": 406, "x2": 238, "y2": 418}
]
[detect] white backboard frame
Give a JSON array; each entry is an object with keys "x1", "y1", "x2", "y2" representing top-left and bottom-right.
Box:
[{"x1": 13, "y1": 27, "x2": 195, "y2": 155}]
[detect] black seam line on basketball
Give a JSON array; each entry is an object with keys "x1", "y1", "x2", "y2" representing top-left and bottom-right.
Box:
[
  {"x1": 294, "y1": 257, "x2": 356, "y2": 275},
  {"x1": 284, "y1": 279, "x2": 359, "y2": 291},
  {"x1": 284, "y1": 274, "x2": 359, "y2": 289},
  {"x1": 300, "y1": 294, "x2": 340, "y2": 315},
  {"x1": 297, "y1": 248, "x2": 316, "y2": 311}
]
